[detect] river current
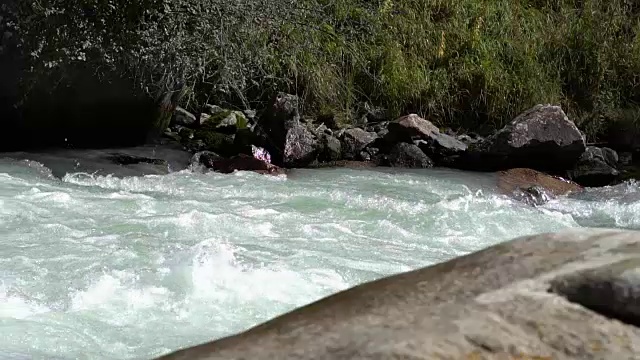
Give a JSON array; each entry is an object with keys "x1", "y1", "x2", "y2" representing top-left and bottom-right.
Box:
[{"x1": 0, "y1": 158, "x2": 638, "y2": 359}]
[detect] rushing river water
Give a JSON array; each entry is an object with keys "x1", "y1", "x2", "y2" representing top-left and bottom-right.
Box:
[{"x1": 0, "y1": 158, "x2": 639, "y2": 359}]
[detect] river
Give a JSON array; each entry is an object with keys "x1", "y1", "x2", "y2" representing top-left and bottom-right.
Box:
[{"x1": 0, "y1": 158, "x2": 638, "y2": 359}]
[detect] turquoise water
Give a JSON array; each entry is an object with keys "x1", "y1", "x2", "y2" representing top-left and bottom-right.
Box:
[{"x1": 0, "y1": 158, "x2": 637, "y2": 359}]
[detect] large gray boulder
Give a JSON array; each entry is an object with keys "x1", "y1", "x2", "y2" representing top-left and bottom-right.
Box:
[
  {"x1": 468, "y1": 105, "x2": 586, "y2": 171},
  {"x1": 155, "y1": 229, "x2": 640, "y2": 360}
]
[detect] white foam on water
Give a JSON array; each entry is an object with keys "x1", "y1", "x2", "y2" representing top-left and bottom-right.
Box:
[{"x1": 0, "y1": 162, "x2": 638, "y2": 359}]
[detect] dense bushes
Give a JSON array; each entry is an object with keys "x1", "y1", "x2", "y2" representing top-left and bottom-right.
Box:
[{"x1": 2, "y1": 0, "x2": 640, "y2": 143}]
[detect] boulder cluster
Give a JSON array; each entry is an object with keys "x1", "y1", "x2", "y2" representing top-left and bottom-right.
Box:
[{"x1": 167, "y1": 93, "x2": 636, "y2": 192}]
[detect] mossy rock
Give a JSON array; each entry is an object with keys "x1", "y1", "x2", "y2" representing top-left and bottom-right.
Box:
[
  {"x1": 194, "y1": 129, "x2": 236, "y2": 156},
  {"x1": 201, "y1": 110, "x2": 248, "y2": 134}
]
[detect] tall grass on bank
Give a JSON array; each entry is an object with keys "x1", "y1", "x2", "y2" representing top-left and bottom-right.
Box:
[{"x1": 3, "y1": 0, "x2": 640, "y2": 139}]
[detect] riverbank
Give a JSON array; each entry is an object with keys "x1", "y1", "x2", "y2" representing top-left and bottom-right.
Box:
[
  {"x1": 1, "y1": 93, "x2": 636, "y2": 207},
  {"x1": 161, "y1": 93, "x2": 638, "y2": 191}
]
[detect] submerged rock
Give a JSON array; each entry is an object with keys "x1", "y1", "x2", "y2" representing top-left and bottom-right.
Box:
[
  {"x1": 155, "y1": 229, "x2": 640, "y2": 360},
  {"x1": 511, "y1": 185, "x2": 555, "y2": 206},
  {"x1": 497, "y1": 168, "x2": 583, "y2": 205},
  {"x1": 205, "y1": 154, "x2": 284, "y2": 176},
  {"x1": 387, "y1": 143, "x2": 433, "y2": 168}
]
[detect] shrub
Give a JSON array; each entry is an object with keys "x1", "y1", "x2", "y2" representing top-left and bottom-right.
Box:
[{"x1": 2, "y1": 0, "x2": 640, "y2": 141}]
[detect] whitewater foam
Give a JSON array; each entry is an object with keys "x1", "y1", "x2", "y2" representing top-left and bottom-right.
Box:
[{"x1": 0, "y1": 160, "x2": 638, "y2": 359}]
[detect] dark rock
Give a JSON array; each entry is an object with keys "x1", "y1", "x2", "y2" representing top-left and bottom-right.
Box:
[
  {"x1": 316, "y1": 113, "x2": 339, "y2": 130},
  {"x1": 105, "y1": 153, "x2": 167, "y2": 166},
  {"x1": 606, "y1": 118, "x2": 640, "y2": 152},
  {"x1": 205, "y1": 154, "x2": 285, "y2": 176},
  {"x1": 163, "y1": 130, "x2": 181, "y2": 143},
  {"x1": 568, "y1": 146, "x2": 620, "y2": 187},
  {"x1": 388, "y1": 143, "x2": 433, "y2": 168},
  {"x1": 366, "y1": 121, "x2": 390, "y2": 137},
  {"x1": 283, "y1": 123, "x2": 319, "y2": 167},
  {"x1": 340, "y1": 128, "x2": 378, "y2": 160},
  {"x1": 362, "y1": 104, "x2": 388, "y2": 123},
  {"x1": 359, "y1": 147, "x2": 381, "y2": 164},
  {"x1": 257, "y1": 93, "x2": 302, "y2": 165},
  {"x1": 619, "y1": 152, "x2": 633, "y2": 167},
  {"x1": 154, "y1": 229, "x2": 640, "y2": 360},
  {"x1": 470, "y1": 104, "x2": 586, "y2": 171},
  {"x1": 318, "y1": 134, "x2": 342, "y2": 162},
  {"x1": 511, "y1": 185, "x2": 555, "y2": 206},
  {"x1": 172, "y1": 107, "x2": 197, "y2": 127},
  {"x1": 387, "y1": 114, "x2": 439, "y2": 143},
  {"x1": 457, "y1": 133, "x2": 484, "y2": 146},
  {"x1": 602, "y1": 147, "x2": 619, "y2": 167},
  {"x1": 497, "y1": 168, "x2": 583, "y2": 204},
  {"x1": 192, "y1": 130, "x2": 236, "y2": 156},
  {"x1": 550, "y1": 258, "x2": 640, "y2": 328},
  {"x1": 178, "y1": 127, "x2": 194, "y2": 140},
  {"x1": 190, "y1": 151, "x2": 224, "y2": 169},
  {"x1": 414, "y1": 132, "x2": 468, "y2": 166}
]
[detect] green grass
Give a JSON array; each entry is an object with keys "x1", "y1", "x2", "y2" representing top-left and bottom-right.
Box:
[
  {"x1": 7, "y1": 0, "x2": 640, "y2": 140},
  {"x1": 248, "y1": 0, "x2": 640, "y2": 140}
]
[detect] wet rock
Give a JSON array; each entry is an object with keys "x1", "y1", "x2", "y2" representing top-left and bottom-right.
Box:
[
  {"x1": 387, "y1": 143, "x2": 433, "y2": 168},
  {"x1": 340, "y1": 128, "x2": 378, "y2": 160},
  {"x1": 469, "y1": 105, "x2": 586, "y2": 171},
  {"x1": 359, "y1": 147, "x2": 381, "y2": 164},
  {"x1": 155, "y1": 229, "x2": 640, "y2": 360},
  {"x1": 105, "y1": 153, "x2": 167, "y2": 166},
  {"x1": 172, "y1": 107, "x2": 197, "y2": 127},
  {"x1": 189, "y1": 151, "x2": 224, "y2": 169},
  {"x1": 386, "y1": 114, "x2": 439, "y2": 143},
  {"x1": 568, "y1": 146, "x2": 620, "y2": 187},
  {"x1": 511, "y1": 185, "x2": 555, "y2": 206},
  {"x1": 497, "y1": 168, "x2": 583, "y2": 204},
  {"x1": 283, "y1": 123, "x2": 319, "y2": 167},
  {"x1": 204, "y1": 154, "x2": 285, "y2": 176}
]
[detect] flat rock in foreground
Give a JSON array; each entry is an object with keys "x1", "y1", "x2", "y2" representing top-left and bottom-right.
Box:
[{"x1": 156, "y1": 229, "x2": 640, "y2": 360}]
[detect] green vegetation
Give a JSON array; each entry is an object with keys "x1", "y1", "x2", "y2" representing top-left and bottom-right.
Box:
[{"x1": 3, "y1": 0, "x2": 640, "y2": 140}]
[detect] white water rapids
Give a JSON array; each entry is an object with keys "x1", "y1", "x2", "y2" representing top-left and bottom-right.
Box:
[{"x1": 0, "y1": 158, "x2": 638, "y2": 359}]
